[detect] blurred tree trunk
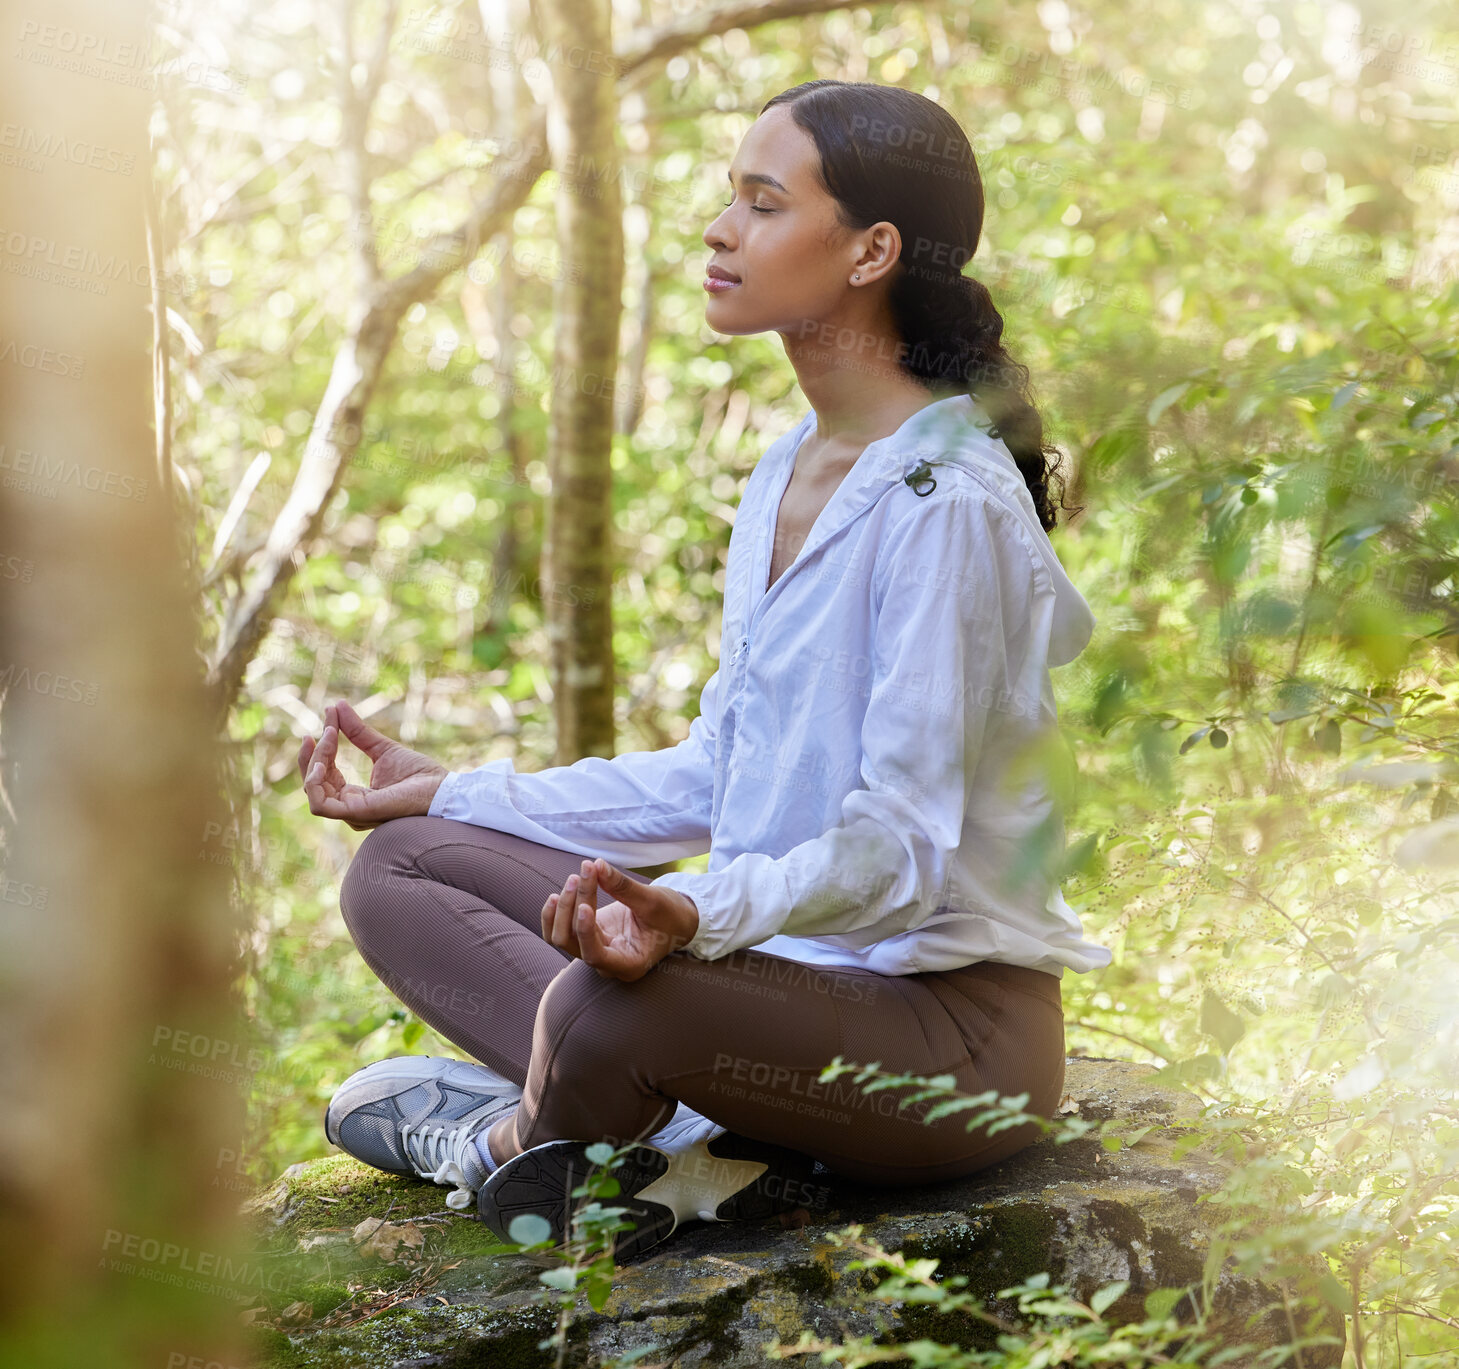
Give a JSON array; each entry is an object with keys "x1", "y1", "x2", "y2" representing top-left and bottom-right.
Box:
[
  {"x1": 538, "y1": 0, "x2": 624, "y2": 762},
  {"x1": 469, "y1": 0, "x2": 534, "y2": 647},
  {"x1": 0, "y1": 0, "x2": 248, "y2": 1364}
]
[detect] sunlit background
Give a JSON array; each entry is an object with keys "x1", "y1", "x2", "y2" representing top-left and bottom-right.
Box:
[{"x1": 3, "y1": 0, "x2": 1456, "y2": 1362}]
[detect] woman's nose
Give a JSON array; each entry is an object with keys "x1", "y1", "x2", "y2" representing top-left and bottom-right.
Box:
[{"x1": 703, "y1": 211, "x2": 734, "y2": 251}]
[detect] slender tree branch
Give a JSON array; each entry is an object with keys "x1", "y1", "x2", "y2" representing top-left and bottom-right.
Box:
[
  {"x1": 207, "y1": 0, "x2": 866, "y2": 718},
  {"x1": 1068, "y1": 1020, "x2": 1172, "y2": 1064},
  {"x1": 617, "y1": 0, "x2": 863, "y2": 80},
  {"x1": 205, "y1": 110, "x2": 551, "y2": 716}
]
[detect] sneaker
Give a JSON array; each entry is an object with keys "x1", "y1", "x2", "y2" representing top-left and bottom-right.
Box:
[
  {"x1": 324, "y1": 1055, "x2": 523, "y2": 1211},
  {"x1": 476, "y1": 1110, "x2": 818, "y2": 1263}
]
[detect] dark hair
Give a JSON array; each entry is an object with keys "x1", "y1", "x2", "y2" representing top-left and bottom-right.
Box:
[{"x1": 760, "y1": 80, "x2": 1081, "y2": 532}]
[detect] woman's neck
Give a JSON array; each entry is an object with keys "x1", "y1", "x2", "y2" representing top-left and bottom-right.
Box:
[{"x1": 782, "y1": 333, "x2": 950, "y2": 454}]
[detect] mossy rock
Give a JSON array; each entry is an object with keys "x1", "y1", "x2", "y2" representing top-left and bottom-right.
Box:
[{"x1": 240, "y1": 1059, "x2": 1344, "y2": 1368}]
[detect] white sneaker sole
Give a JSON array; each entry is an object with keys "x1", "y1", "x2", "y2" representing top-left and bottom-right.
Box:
[{"x1": 477, "y1": 1131, "x2": 818, "y2": 1263}]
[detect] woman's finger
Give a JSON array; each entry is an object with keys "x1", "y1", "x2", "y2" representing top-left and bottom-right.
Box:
[
  {"x1": 335, "y1": 699, "x2": 395, "y2": 761},
  {"x1": 593, "y1": 859, "x2": 637, "y2": 902},
  {"x1": 577, "y1": 859, "x2": 598, "y2": 920},
  {"x1": 549, "y1": 874, "x2": 581, "y2": 955},
  {"x1": 298, "y1": 735, "x2": 315, "y2": 783},
  {"x1": 305, "y1": 724, "x2": 336, "y2": 788},
  {"x1": 543, "y1": 887, "x2": 578, "y2": 956},
  {"x1": 308, "y1": 785, "x2": 364, "y2": 822},
  {"x1": 579, "y1": 901, "x2": 644, "y2": 982},
  {"x1": 593, "y1": 860, "x2": 657, "y2": 934},
  {"x1": 303, "y1": 747, "x2": 329, "y2": 810},
  {"x1": 575, "y1": 900, "x2": 611, "y2": 972}
]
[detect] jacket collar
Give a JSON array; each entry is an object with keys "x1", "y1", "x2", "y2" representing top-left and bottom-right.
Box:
[{"x1": 777, "y1": 392, "x2": 1012, "y2": 561}]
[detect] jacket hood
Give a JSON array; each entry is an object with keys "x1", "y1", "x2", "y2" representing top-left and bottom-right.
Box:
[{"x1": 885, "y1": 394, "x2": 1097, "y2": 668}]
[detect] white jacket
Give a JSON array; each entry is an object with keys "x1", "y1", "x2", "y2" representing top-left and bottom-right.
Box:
[{"x1": 428, "y1": 393, "x2": 1111, "y2": 978}]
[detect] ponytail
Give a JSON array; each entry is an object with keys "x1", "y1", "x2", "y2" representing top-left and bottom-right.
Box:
[{"x1": 890, "y1": 269, "x2": 1079, "y2": 532}]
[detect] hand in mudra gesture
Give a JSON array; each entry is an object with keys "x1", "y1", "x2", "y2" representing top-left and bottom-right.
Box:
[
  {"x1": 543, "y1": 857, "x2": 699, "y2": 982},
  {"x1": 299, "y1": 699, "x2": 447, "y2": 830}
]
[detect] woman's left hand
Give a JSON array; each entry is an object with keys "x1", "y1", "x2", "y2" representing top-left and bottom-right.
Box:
[{"x1": 542, "y1": 858, "x2": 699, "y2": 981}]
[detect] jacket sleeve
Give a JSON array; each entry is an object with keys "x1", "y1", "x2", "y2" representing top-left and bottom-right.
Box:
[
  {"x1": 654, "y1": 492, "x2": 1042, "y2": 960},
  {"x1": 426, "y1": 667, "x2": 720, "y2": 866}
]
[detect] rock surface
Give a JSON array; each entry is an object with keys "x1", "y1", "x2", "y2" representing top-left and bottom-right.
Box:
[{"x1": 240, "y1": 1058, "x2": 1344, "y2": 1368}]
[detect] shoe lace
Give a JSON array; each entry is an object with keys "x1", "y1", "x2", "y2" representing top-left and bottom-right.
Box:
[{"x1": 399, "y1": 1119, "x2": 490, "y2": 1211}]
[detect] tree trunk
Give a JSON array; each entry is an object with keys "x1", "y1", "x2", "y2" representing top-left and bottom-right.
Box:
[
  {"x1": 0, "y1": 1, "x2": 247, "y2": 1362},
  {"x1": 537, "y1": 0, "x2": 625, "y2": 762},
  {"x1": 471, "y1": 0, "x2": 533, "y2": 645},
  {"x1": 203, "y1": 0, "x2": 868, "y2": 727}
]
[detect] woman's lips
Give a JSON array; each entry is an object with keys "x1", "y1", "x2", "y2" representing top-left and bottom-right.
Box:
[{"x1": 703, "y1": 275, "x2": 739, "y2": 294}]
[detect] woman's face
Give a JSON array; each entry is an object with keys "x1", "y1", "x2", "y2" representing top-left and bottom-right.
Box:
[{"x1": 701, "y1": 104, "x2": 873, "y2": 338}]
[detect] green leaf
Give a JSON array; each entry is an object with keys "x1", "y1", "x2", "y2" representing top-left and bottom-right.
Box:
[
  {"x1": 1059, "y1": 831, "x2": 1101, "y2": 878},
  {"x1": 583, "y1": 1260, "x2": 612, "y2": 1313},
  {"x1": 400, "y1": 1018, "x2": 424, "y2": 1050},
  {"x1": 1180, "y1": 725, "x2": 1211, "y2": 754},
  {"x1": 922, "y1": 1097, "x2": 985, "y2": 1124},
  {"x1": 1090, "y1": 1280, "x2": 1129, "y2": 1315},
  {"x1": 1199, "y1": 989, "x2": 1246, "y2": 1053},
  {"x1": 1267, "y1": 705, "x2": 1315, "y2": 723},
  {"x1": 1087, "y1": 426, "x2": 1142, "y2": 472},
  {"x1": 1148, "y1": 381, "x2": 1191, "y2": 425},
  {"x1": 539, "y1": 1266, "x2": 578, "y2": 1292},
  {"x1": 1171, "y1": 1133, "x2": 1207, "y2": 1161},
  {"x1": 1315, "y1": 971, "x2": 1352, "y2": 1006},
  {"x1": 584, "y1": 1142, "x2": 615, "y2": 1165},
  {"x1": 508, "y1": 1213, "x2": 553, "y2": 1247},
  {"x1": 1315, "y1": 1272, "x2": 1352, "y2": 1315},
  {"x1": 1145, "y1": 1286, "x2": 1184, "y2": 1320},
  {"x1": 1145, "y1": 1053, "x2": 1223, "y2": 1086}
]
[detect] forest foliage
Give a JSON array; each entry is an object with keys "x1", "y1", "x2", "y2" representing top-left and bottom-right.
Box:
[{"x1": 149, "y1": 0, "x2": 1459, "y2": 1362}]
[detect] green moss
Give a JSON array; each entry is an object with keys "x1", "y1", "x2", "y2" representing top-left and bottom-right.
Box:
[
  {"x1": 245, "y1": 1327, "x2": 309, "y2": 1369},
  {"x1": 243, "y1": 1152, "x2": 517, "y2": 1308},
  {"x1": 630, "y1": 1280, "x2": 760, "y2": 1363},
  {"x1": 1083, "y1": 1197, "x2": 1150, "y2": 1251},
  {"x1": 879, "y1": 1205, "x2": 1063, "y2": 1353},
  {"x1": 402, "y1": 1305, "x2": 560, "y2": 1369},
  {"x1": 282, "y1": 1280, "x2": 353, "y2": 1317},
  {"x1": 432, "y1": 1218, "x2": 519, "y2": 1259},
  {"x1": 1149, "y1": 1226, "x2": 1204, "y2": 1289},
  {"x1": 963, "y1": 1204, "x2": 1061, "y2": 1295},
  {"x1": 249, "y1": 1303, "x2": 560, "y2": 1369},
  {"x1": 775, "y1": 1258, "x2": 836, "y2": 1300},
  {"x1": 249, "y1": 1154, "x2": 470, "y2": 1231}
]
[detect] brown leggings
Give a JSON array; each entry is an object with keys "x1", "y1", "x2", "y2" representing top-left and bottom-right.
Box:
[{"x1": 338, "y1": 815, "x2": 1067, "y2": 1185}]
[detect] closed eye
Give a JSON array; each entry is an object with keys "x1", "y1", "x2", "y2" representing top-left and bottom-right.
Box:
[{"x1": 722, "y1": 198, "x2": 774, "y2": 213}]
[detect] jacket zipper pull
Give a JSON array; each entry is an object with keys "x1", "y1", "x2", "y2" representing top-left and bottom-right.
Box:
[{"x1": 904, "y1": 459, "x2": 938, "y2": 497}]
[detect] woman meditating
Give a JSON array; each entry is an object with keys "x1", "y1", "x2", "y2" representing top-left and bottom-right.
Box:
[{"x1": 301, "y1": 79, "x2": 1110, "y2": 1262}]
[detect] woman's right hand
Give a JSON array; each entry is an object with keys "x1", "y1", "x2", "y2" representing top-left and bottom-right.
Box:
[{"x1": 299, "y1": 699, "x2": 448, "y2": 830}]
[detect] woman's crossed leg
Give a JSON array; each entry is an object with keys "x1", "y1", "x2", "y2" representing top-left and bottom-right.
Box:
[{"x1": 337, "y1": 813, "x2": 1066, "y2": 1188}]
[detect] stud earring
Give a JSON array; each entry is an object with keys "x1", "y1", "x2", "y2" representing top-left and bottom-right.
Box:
[{"x1": 852, "y1": 273, "x2": 860, "y2": 281}]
